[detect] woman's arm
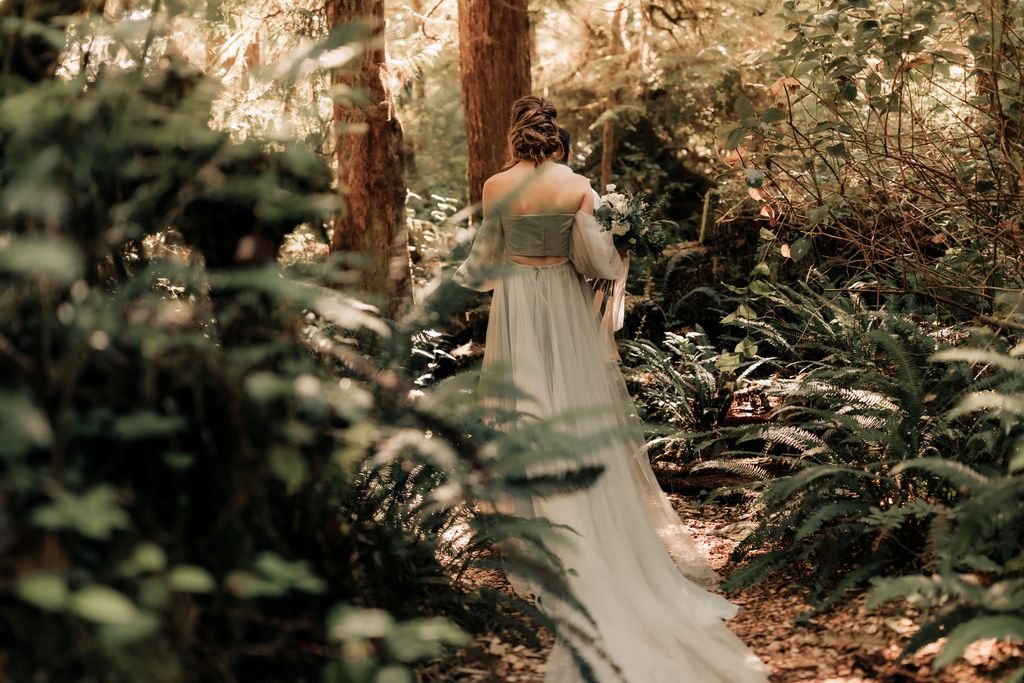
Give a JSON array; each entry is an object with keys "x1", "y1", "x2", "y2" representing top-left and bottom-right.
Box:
[{"x1": 576, "y1": 176, "x2": 596, "y2": 214}]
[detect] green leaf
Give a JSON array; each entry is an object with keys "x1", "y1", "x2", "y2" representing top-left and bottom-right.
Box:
[
  {"x1": 734, "y1": 96, "x2": 756, "y2": 119},
  {"x1": 932, "y1": 349, "x2": 1024, "y2": 373},
  {"x1": 0, "y1": 391, "x2": 53, "y2": 459},
  {"x1": 721, "y1": 302, "x2": 757, "y2": 325},
  {"x1": 752, "y1": 261, "x2": 771, "y2": 276},
  {"x1": 120, "y1": 542, "x2": 167, "y2": 576},
  {"x1": 734, "y1": 336, "x2": 759, "y2": 358},
  {"x1": 825, "y1": 142, "x2": 849, "y2": 157},
  {"x1": 167, "y1": 565, "x2": 216, "y2": 593},
  {"x1": 97, "y1": 612, "x2": 160, "y2": 646},
  {"x1": 716, "y1": 121, "x2": 740, "y2": 145},
  {"x1": 327, "y1": 605, "x2": 395, "y2": 641},
  {"x1": 790, "y1": 238, "x2": 812, "y2": 261},
  {"x1": 273, "y1": 22, "x2": 371, "y2": 86},
  {"x1": 32, "y1": 486, "x2": 131, "y2": 540},
  {"x1": 375, "y1": 667, "x2": 413, "y2": 683},
  {"x1": 948, "y1": 391, "x2": 1024, "y2": 420},
  {"x1": 386, "y1": 617, "x2": 472, "y2": 662},
  {"x1": 725, "y1": 125, "x2": 747, "y2": 150},
  {"x1": 715, "y1": 353, "x2": 741, "y2": 373},
  {"x1": 892, "y1": 458, "x2": 989, "y2": 489},
  {"x1": 814, "y1": 9, "x2": 840, "y2": 27},
  {"x1": 162, "y1": 451, "x2": 195, "y2": 469},
  {"x1": 1011, "y1": 437, "x2": 1024, "y2": 472},
  {"x1": 762, "y1": 107, "x2": 787, "y2": 123},
  {"x1": 15, "y1": 572, "x2": 68, "y2": 611},
  {"x1": 269, "y1": 448, "x2": 309, "y2": 493},
  {"x1": 111, "y1": 412, "x2": 187, "y2": 441},
  {"x1": 71, "y1": 585, "x2": 140, "y2": 625},
  {"x1": 0, "y1": 237, "x2": 83, "y2": 284},
  {"x1": 794, "y1": 60, "x2": 818, "y2": 77},
  {"x1": 737, "y1": 303, "x2": 757, "y2": 319}
]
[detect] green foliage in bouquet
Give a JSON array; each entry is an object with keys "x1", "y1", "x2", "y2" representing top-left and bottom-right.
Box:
[{"x1": 594, "y1": 185, "x2": 677, "y2": 260}]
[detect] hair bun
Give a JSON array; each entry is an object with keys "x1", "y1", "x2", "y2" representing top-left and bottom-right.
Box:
[{"x1": 506, "y1": 95, "x2": 562, "y2": 166}]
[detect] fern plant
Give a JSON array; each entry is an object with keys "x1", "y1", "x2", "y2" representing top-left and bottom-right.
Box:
[
  {"x1": 864, "y1": 345, "x2": 1024, "y2": 674},
  {"x1": 711, "y1": 279, "x2": 981, "y2": 611},
  {"x1": 624, "y1": 328, "x2": 770, "y2": 463},
  {"x1": 703, "y1": 275, "x2": 1024, "y2": 670}
]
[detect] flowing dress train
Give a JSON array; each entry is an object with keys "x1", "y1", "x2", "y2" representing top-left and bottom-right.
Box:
[{"x1": 454, "y1": 211, "x2": 769, "y2": 683}]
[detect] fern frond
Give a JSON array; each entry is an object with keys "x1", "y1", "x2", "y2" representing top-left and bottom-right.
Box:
[
  {"x1": 933, "y1": 615, "x2": 1024, "y2": 669},
  {"x1": 867, "y1": 575, "x2": 944, "y2": 609},
  {"x1": 892, "y1": 458, "x2": 989, "y2": 490},
  {"x1": 505, "y1": 465, "x2": 605, "y2": 497},
  {"x1": 795, "y1": 500, "x2": 872, "y2": 541},
  {"x1": 867, "y1": 329, "x2": 924, "y2": 421},
  {"x1": 690, "y1": 459, "x2": 770, "y2": 481}
]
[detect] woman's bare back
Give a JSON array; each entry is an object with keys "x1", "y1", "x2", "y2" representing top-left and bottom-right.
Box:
[{"x1": 482, "y1": 161, "x2": 594, "y2": 266}]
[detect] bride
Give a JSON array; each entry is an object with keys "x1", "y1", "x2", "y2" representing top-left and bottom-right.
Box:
[{"x1": 454, "y1": 96, "x2": 769, "y2": 683}]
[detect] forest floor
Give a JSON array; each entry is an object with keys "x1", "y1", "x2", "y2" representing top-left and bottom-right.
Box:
[{"x1": 418, "y1": 496, "x2": 1023, "y2": 683}]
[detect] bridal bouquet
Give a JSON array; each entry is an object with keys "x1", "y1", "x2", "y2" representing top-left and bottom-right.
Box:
[{"x1": 595, "y1": 185, "x2": 675, "y2": 259}]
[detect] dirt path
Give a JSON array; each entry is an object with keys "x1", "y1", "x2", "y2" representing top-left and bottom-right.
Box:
[{"x1": 419, "y1": 496, "x2": 1021, "y2": 682}]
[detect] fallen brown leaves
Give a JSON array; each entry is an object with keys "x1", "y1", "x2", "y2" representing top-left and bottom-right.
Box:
[
  {"x1": 682, "y1": 498, "x2": 1022, "y2": 683},
  {"x1": 418, "y1": 497, "x2": 1023, "y2": 682}
]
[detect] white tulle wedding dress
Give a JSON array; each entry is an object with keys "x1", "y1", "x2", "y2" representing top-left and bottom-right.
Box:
[{"x1": 455, "y1": 209, "x2": 769, "y2": 683}]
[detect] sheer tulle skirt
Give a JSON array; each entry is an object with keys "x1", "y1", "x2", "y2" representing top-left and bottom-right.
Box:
[{"x1": 482, "y1": 258, "x2": 769, "y2": 683}]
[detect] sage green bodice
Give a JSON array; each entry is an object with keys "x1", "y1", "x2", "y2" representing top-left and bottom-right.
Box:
[
  {"x1": 501, "y1": 213, "x2": 575, "y2": 257},
  {"x1": 453, "y1": 210, "x2": 623, "y2": 292}
]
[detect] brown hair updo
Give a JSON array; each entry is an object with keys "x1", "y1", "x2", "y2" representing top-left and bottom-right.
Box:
[{"x1": 506, "y1": 96, "x2": 562, "y2": 166}]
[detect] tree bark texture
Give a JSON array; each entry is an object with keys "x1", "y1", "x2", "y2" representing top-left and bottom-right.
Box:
[
  {"x1": 599, "y1": 3, "x2": 626, "y2": 192},
  {"x1": 458, "y1": 0, "x2": 531, "y2": 209},
  {"x1": 328, "y1": 0, "x2": 411, "y2": 315}
]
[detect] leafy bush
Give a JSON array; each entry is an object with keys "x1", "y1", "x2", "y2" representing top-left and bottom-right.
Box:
[
  {"x1": 866, "y1": 345, "x2": 1024, "y2": 675},
  {"x1": 721, "y1": 0, "x2": 1024, "y2": 314},
  {"x1": 714, "y1": 280, "x2": 970, "y2": 599},
  {"x1": 625, "y1": 329, "x2": 769, "y2": 462},
  {"x1": 0, "y1": 15, "x2": 601, "y2": 682},
  {"x1": 681, "y1": 275, "x2": 1024, "y2": 671}
]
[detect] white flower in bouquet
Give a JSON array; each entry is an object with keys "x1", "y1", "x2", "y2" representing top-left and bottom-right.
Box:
[
  {"x1": 594, "y1": 184, "x2": 677, "y2": 259},
  {"x1": 607, "y1": 193, "x2": 628, "y2": 213}
]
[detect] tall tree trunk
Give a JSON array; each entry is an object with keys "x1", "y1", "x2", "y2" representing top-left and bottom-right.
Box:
[
  {"x1": 328, "y1": 0, "x2": 411, "y2": 316},
  {"x1": 599, "y1": 3, "x2": 626, "y2": 192},
  {"x1": 458, "y1": 0, "x2": 531, "y2": 210},
  {"x1": 599, "y1": 92, "x2": 615, "y2": 191}
]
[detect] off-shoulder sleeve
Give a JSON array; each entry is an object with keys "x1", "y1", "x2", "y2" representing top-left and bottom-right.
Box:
[
  {"x1": 570, "y1": 211, "x2": 625, "y2": 280},
  {"x1": 453, "y1": 215, "x2": 503, "y2": 292}
]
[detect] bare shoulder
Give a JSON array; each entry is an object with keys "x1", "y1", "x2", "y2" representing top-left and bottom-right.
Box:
[
  {"x1": 567, "y1": 172, "x2": 596, "y2": 201},
  {"x1": 482, "y1": 170, "x2": 513, "y2": 197},
  {"x1": 568, "y1": 171, "x2": 595, "y2": 191},
  {"x1": 481, "y1": 171, "x2": 514, "y2": 213}
]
